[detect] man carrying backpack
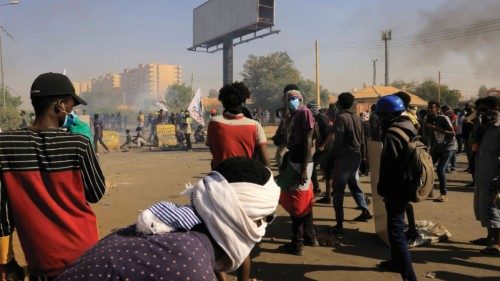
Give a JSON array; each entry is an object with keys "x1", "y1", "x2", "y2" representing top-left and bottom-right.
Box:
[{"x1": 375, "y1": 95, "x2": 418, "y2": 281}]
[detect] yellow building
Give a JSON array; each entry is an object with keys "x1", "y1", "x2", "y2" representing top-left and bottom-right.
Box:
[
  {"x1": 120, "y1": 62, "x2": 182, "y2": 99},
  {"x1": 91, "y1": 73, "x2": 121, "y2": 94},
  {"x1": 73, "y1": 80, "x2": 92, "y2": 95}
]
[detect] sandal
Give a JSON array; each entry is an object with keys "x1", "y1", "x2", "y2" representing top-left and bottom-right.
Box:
[
  {"x1": 434, "y1": 195, "x2": 448, "y2": 202},
  {"x1": 470, "y1": 237, "x2": 494, "y2": 246},
  {"x1": 480, "y1": 245, "x2": 500, "y2": 257}
]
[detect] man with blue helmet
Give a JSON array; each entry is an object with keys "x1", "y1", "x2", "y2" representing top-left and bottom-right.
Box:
[{"x1": 375, "y1": 95, "x2": 418, "y2": 281}]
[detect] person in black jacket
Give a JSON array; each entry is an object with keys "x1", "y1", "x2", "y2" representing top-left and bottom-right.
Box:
[{"x1": 375, "y1": 95, "x2": 418, "y2": 281}]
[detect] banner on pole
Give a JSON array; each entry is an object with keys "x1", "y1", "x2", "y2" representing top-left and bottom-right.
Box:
[{"x1": 187, "y1": 88, "x2": 205, "y2": 126}]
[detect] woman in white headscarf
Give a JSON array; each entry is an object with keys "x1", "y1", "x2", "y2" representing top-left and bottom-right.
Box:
[{"x1": 55, "y1": 157, "x2": 280, "y2": 281}]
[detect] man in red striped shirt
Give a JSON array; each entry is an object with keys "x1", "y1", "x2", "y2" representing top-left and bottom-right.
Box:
[{"x1": 0, "y1": 73, "x2": 106, "y2": 280}]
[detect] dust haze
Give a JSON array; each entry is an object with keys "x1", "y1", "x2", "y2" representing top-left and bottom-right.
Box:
[{"x1": 410, "y1": 0, "x2": 500, "y2": 72}]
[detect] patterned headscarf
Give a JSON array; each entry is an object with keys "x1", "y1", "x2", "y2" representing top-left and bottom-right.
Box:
[{"x1": 286, "y1": 90, "x2": 303, "y2": 100}]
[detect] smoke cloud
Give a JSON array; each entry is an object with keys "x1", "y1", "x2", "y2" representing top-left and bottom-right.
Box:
[{"x1": 410, "y1": 0, "x2": 500, "y2": 71}]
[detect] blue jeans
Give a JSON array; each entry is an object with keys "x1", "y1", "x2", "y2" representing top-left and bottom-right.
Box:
[
  {"x1": 434, "y1": 149, "x2": 453, "y2": 195},
  {"x1": 385, "y1": 200, "x2": 417, "y2": 281},
  {"x1": 332, "y1": 153, "x2": 369, "y2": 227},
  {"x1": 449, "y1": 150, "x2": 457, "y2": 170}
]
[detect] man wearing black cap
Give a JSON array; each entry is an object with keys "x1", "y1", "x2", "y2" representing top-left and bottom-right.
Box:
[{"x1": 0, "y1": 73, "x2": 106, "y2": 279}]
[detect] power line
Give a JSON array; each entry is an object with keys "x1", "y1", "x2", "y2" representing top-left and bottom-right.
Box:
[
  {"x1": 318, "y1": 18, "x2": 500, "y2": 51},
  {"x1": 320, "y1": 18, "x2": 500, "y2": 48}
]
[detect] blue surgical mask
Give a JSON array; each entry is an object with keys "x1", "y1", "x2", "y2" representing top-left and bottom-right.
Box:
[
  {"x1": 288, "y1": 98, "x2": 300, "y2": 111},
  {"x1": 62, "y1": 111, "x2": 77, "y2": 128}
]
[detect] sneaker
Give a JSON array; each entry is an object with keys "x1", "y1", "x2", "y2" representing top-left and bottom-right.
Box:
[
  {"x1": 303, "y1": 237, "x2": 320, "y2": 247},
  {"x1": 278, "y1": 242, "x2": 303, "y2": 256},
  {"x1": 330, "y1": 225, "x2": 344, "y2": 235},
  {"x1": 353, "y1": 211, "x2": 373, "y2": 222},
  {"x1": 316, "y1": 196, "x2": 332, "y2": 204}
]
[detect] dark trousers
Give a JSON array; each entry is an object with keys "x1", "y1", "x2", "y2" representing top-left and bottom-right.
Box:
[
  {"x1": 434, "y1": 149, "x2": 452, "y2": 195},
  {"x1": 185, "y1": 133, "x2": 192, "y2": 150},
  {"x1": 311, "y1": 150, "x2": 325, "y2": 191},
  {"x1": 385, "y1": 200, "x2": 417, "y2": 281},
  {"x1": 464, "y1": 138, "x2": 474, "y2": 173},
  {"x1": 291, "y1": 211, "x2": 315, "y2": 246},
  {"x1": 94, "y1": 137, "x2": 109, "y2": 153}
]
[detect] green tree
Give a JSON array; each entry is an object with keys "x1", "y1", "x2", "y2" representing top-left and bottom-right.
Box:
[
  {"x1": 414, "y1": 79, "x2": 460, "y2": 107},
  {"x1": 208, "y1": 89, "x2": 218, "y2": 98},
  {"x1": 391, "y1": 79, "x2": 418, "y2": 93},
  {"x1": 241, "y1": 52, "x2": 301, "y2": 110},
  {"x1": 0, "y1": 107, "x2": 22, "y2": 130},
  {"x1": 297, "y1": 78, "x2": 330, "y2": 106},
  {"x1": 165, "y1": 83, "x2": 192, "y2": 112},
  {"x1": 0, "y1": 88, "x2": 22, "y2": 108},
  {"x1": 478, "y1": 85, "x2": 488, "y2": 98}
]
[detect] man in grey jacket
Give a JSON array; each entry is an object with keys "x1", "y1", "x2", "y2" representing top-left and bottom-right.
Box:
[{"x1": 330, "y1": 92, "x2": 372, "y2": 235}]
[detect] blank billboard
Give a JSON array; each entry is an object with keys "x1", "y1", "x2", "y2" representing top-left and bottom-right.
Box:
[{"x1": 193, "y1": 0, "x2": 274, "y2": 48}]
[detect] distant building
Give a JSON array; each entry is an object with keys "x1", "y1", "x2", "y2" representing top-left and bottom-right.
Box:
[
  {"x1": 91, "y1": 73, "x2": 121, "y2": 94},
  {"x1": 73, "y1": 62, "x2": 182, "y2": 104},
  {"x1": 73, "y1": 80, "x2": 92, "y2": 95},
  {"x1": 352, "y1": 85, "x2": 427, "y2": 114},
  {"x1": 121, "y1": 62, "x2": 182, "y2": 100}
]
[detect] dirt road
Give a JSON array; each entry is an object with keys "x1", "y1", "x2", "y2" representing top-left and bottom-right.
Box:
[{"x1": 12, "y1": 143, "x2": 500, "y2": 280}]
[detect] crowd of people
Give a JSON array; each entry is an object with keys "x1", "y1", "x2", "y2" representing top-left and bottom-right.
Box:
[{"x1": 0, "y1": 73, "x2": 497, "y2": 281}]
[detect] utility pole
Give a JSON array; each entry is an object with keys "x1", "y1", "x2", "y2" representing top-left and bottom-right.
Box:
[
  {"x1": 0, "y1": 32, "x2": 4, "y2": 107},
  {"x1": 0, "y1": 1, "x2": 21, "y2": 108},
  {"x1": 190, "y1": 73, "x2": 194, "y2": 95},
  {"x1": 382, "y1": 30, "x2": 391, "y2": 86},
  {"x1": 315, "y1": 39, "x2": 320, "y2": 106},
  {"x1": 222, "y1": 37, "x2": 233, "y2": 86},
  {"x1": 438, "y1": 71, "x2": 441, "y2": 103},
  {"x1": 372, "y1": 59, "x2": 378, "y2": 86}
]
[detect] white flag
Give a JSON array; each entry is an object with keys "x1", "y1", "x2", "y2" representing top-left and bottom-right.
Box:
[{"x1": 187, "y1": 88, "x2": 204, "y2": 126}]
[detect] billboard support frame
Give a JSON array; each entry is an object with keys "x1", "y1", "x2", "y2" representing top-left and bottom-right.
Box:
[{"x1": 188, "y1": 26, "x2": 280, "y2": 54}]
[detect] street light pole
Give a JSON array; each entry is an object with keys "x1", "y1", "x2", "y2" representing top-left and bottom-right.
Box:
[{"x1": 0, "y1": 0, "x2": 20, "y2": 108}]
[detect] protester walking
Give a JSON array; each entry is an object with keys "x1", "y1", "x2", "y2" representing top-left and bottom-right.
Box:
[
  {"x1": 93, "y1": 113, "x2": 110, "y2": 154},
  {"x1": 374, "y1": 95, "x2": 418, "y2": 281},
  {"x1": 330, "y1": 92, "x2": 373, "y2": 235},
  {"x1": 423, "y1": 101, "x2": 456, "y2": 202}
]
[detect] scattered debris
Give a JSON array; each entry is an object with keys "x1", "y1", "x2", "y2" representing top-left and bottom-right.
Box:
[{"x1": 409, "y1": 220, "x2": 452, "y2": 247}]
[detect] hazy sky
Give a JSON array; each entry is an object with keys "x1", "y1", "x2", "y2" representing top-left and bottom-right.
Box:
[{"x1": 1, "y1": 0, "x2": 499, "y2": 108}]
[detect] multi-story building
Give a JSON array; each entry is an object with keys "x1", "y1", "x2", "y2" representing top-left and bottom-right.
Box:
[
  {"x1": 73, "y1": 80, "x2": 92, "y2": 95},
  {"x1": 120, "y1": 62, "x2": 182, "y2": 100},
  {"x1": 73, "y1": 62, "x2": 181, "y2": 105},
  {"x1": 91, "y1": 73, "x2": 121, "y2": 94}
]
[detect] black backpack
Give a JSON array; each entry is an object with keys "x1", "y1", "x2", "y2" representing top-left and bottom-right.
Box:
[{"x1": 388, "y1": 127, "x2": 434, "y2": 203}]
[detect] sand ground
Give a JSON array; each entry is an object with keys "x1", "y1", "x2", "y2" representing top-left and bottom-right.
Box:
[{"x1": 12, "y1": 143, "x2": 500, "y2": 281}]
